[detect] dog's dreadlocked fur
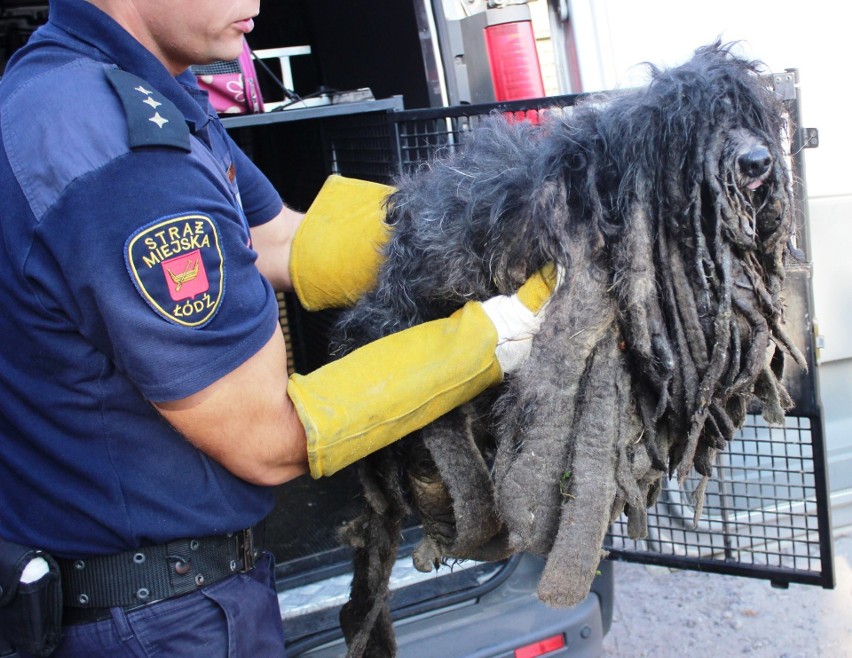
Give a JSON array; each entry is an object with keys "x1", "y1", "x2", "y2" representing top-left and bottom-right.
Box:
[{"x1": 331, "y1": 42, "x2": 807, "y2": 657}]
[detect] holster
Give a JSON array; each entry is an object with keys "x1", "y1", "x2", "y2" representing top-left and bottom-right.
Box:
[{"x1": 0, "y1": 539, "x2": 62, "y2": 657}]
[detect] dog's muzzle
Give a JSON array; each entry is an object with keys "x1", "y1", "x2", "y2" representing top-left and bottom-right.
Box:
[{"x1": 738, "y1": 145, "x2": 772, "y2": 190}]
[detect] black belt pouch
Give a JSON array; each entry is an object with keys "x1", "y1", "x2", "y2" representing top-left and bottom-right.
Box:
[{"x1": 0, "y1": 540, "x2": 62, "y2": 657}]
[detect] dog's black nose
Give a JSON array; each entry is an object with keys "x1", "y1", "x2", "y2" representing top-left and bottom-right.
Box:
[{"x1": 738, "y1": 145, "x2": 772, "y2": 180}]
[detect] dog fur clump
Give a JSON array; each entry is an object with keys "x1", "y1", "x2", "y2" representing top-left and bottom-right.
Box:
[{"x1": 333, "y1": 42, "x2": 806, "y2": 657}]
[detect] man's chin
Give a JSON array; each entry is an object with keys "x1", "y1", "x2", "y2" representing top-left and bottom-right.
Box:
[{"x1": 198, "y1": 44, "x2": 244, "y2": 67}]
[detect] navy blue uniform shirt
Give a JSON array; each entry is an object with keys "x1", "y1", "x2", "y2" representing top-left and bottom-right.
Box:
[{"x1": 0, "y1": 0, "x2": 286, "y2": 558}]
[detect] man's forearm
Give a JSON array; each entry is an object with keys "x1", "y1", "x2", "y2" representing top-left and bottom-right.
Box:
[
  {"x1": 250, "y1": 205, "x2": 305, "y2": 292},
  {"x1": 153, "y1": 327, "x2": 310, "y2": 486}
]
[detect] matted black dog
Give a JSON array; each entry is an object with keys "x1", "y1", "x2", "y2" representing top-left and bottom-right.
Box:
[{"x1": 332, "y1": 42, "x2": 806, "y2": 657}]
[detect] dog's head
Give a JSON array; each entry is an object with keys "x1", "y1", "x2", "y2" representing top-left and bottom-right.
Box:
[{"x1": 627, "y1": 41, "x2": 795, "y2": 253}]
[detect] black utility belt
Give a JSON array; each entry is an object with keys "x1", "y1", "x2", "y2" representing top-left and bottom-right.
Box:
[{"x1": 58, "y1": 528, "x2": 260, "y2": 611}]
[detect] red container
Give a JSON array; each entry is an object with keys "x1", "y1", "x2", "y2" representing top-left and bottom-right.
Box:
[{"x1": 484, "y1": 20, "x2": 545, "y2": 101}]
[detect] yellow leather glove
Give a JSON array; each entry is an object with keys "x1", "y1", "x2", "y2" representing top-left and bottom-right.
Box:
[
  {"x1": 288, "y1": 264, "x2": 559, "y2": 478},
  {"x1": 289, "y1": 175, "x2": 395, "y2": 311}
]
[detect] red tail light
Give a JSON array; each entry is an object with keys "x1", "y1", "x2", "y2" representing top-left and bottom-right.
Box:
[{"x1": 514, "y1": 633, "x2": 567, "y2": 658}]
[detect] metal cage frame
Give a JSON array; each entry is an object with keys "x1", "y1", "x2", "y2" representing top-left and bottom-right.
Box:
[{"x1": 317, "y1": 74, "x2": 834, "y2": 590}]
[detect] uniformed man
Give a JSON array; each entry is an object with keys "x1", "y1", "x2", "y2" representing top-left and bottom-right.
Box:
[{"x1": 0, "y1": 0, "x2": 556, "y2": 655}]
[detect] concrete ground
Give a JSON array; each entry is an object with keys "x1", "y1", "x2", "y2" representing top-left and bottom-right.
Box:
[{"x1": 601, "y1": 529, "x2": 852, "y2": 658}]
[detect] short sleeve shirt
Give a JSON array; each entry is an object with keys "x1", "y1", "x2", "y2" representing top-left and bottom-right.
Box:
[{"x1": 0, "y1": 0, "x2": 286, "y2": 556}]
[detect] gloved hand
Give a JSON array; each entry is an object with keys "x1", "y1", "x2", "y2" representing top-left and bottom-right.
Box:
[
  {"x1": 287, "y1": 263, "x2": 560, "y2": 477},
  {"x1": 289, "y1": 175, "x2": 395, "y2": 311},
  {"x1": 482, "y1": 262, "x2": 559, "y2": 374}
]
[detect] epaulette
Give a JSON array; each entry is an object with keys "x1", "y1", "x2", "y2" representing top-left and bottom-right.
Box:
[{"x1": 105, "y1": 68, "x2": 190, "y2": 152}]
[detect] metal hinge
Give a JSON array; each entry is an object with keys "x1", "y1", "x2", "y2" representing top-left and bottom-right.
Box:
[
  {"x1": 772, "y1": 71, "x2": 798, "y2": 101},
  {"x1": 772, "y1": 70, "x2": 819, "y2": 151},
  {"x1": 813, "y1": 318, "x2": 825, "y2": 365}
]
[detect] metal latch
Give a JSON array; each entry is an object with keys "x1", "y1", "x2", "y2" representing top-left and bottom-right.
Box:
[{"x1": 795, "y1": 127, "x2": 820, "y2": 151}]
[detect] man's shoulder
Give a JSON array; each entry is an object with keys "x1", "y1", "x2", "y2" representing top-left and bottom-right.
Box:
[
  {"x1": 3, "y1": 54, "x2": 188, "y2": 151},
  {"x1": 1, "y1": 58, "x2": 130, "y2": 219},
  {"x1": 2, "y1": 49, "x2": 110, "y2": 112},
  {"x1": 1, "y1": 57, "x2": 187, "y2": 220}
]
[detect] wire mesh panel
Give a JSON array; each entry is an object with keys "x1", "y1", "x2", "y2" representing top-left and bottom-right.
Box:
[
  {"x1": 320, "y1": 111, "x2": 401, "y2": 184},
  {"x1": 607, "y1": 412, "x2": 831, "y2": 586},
  {"x1": 320, "y1": 83, "x2": 833, "y2": 589},
  {"x1": 324, "y1": 96, "x2": 581, "y2": 180},
  {"x1": 393, "y1": 105, "x2": 572, "y2": 174}
]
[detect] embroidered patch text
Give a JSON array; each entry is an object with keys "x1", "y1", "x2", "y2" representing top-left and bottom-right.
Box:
[{"x1": 125, "y1": 214, "x2": 224, "y2": 327}]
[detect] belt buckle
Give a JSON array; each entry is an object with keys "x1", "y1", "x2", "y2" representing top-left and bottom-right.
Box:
[{"x1": 239, "y1": 528, "x2": 255, "y2": 571}]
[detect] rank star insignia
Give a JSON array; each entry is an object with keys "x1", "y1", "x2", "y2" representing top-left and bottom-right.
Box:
[
  {"x1": 149, "y1": 112, "x2": 169, "y2": 128},
  {"x1": 105, "y1": 68, "x2": 190, "y2": 151}
]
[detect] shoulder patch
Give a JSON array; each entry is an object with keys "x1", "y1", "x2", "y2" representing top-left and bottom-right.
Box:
[
  {"x1": 125, "y1": 214, "x2": 224, "y2": 327},
  {"x1": 105, "y1": 68, "x2": 191, "y2": 151}
]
